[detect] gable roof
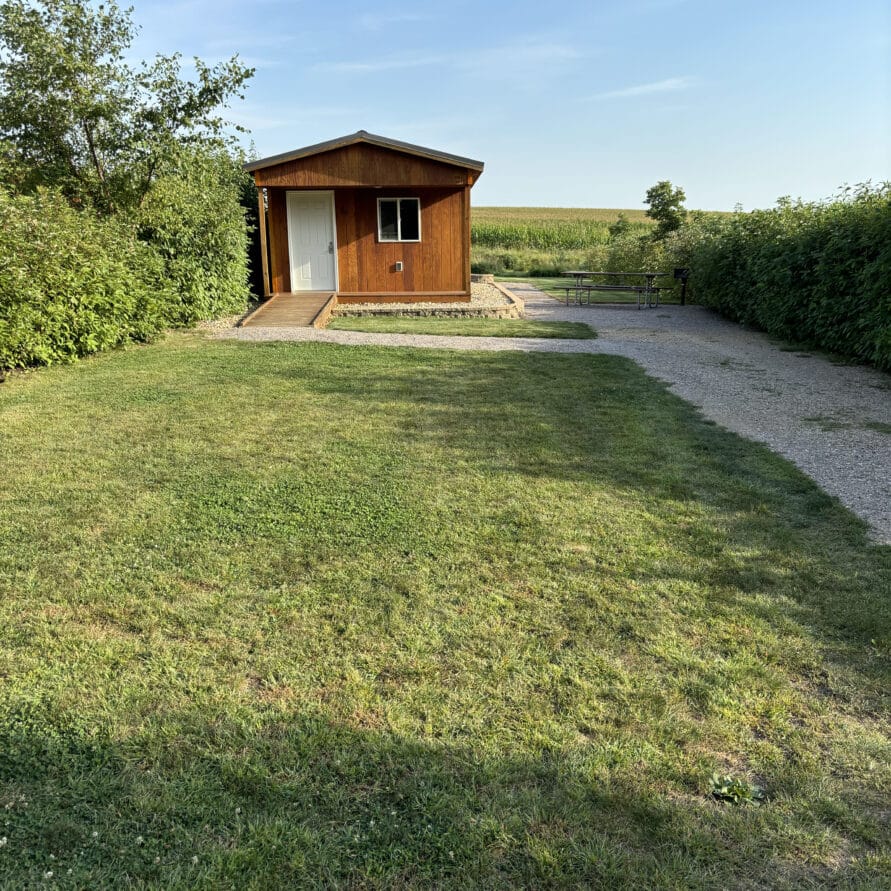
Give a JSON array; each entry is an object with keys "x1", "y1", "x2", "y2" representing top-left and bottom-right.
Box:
[{"x1": 244, "y1": 130, "x2": 484, "y2": 174}]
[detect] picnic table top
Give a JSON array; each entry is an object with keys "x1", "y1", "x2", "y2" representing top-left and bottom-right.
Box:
[{"x1": 562, "y1": 270, "x2": 671, "y2": 277}]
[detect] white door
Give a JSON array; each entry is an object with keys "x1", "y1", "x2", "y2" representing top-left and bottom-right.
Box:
[{"x1": 286, "y1": 191, "x2": 337, "y2": 291}]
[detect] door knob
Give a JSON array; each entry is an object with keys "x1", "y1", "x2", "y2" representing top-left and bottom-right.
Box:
[{"x1": 328, "y1": 241, "x2": 334, "y2": 254}]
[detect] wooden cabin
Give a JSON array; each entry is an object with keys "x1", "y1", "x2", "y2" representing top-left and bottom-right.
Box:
[{"x1": 246, "y1": 131, "x2": 484, "y2": 306}]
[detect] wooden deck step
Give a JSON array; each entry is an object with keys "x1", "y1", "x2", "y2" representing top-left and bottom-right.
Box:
[{"x1": 241, "y1": 292, "x2": 334, "y2": 328}]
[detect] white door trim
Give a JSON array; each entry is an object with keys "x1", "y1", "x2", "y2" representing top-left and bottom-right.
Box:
[{"x1": 285, "y1": 190, "x2": 338, "y2": 292}]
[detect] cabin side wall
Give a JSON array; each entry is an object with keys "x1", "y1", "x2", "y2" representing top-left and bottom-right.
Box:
[{"x1": 267, "y1": 189, "x2": 291, "y2": 293}]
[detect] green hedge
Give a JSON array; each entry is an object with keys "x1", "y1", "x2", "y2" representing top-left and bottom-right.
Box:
[
  {"x1": 690, "y1": 185, "x2": 891, "y2": 369},
  {"x1": 135, "y1": 150, "x2": 252, "y2": 325},
  {"x1": 0, "y1": 151, "x2": 252, "y2": 371},
  {"x1": 0, "y1": 187, "x2": 172, "y2": 369}
]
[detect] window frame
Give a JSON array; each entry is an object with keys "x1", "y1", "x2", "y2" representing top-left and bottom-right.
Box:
[{"x1": 376, "y1": 197, "x2": 422, "y2": 243}]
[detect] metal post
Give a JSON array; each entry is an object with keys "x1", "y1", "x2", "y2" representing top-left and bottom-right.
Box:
[{"x1": 674, "y1": 268, "x2": 690, "y2": 306}]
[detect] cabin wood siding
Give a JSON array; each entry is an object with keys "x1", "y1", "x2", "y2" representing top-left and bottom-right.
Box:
[
  {"x1": 253, "y1": 136, "x2": 480, "y2": 299},
  {"x1": 267, "y1": 189, "x2": 291, "y2": 293},
  {"x1": 265, "y1": 187, "x2": 469, "y2": 296},
  {"x1": 253, "y1": 143, "x2": 474, "y2": 190},
  {"x1": 334, "y1": 188, "x2": 465, "y2": 293}
]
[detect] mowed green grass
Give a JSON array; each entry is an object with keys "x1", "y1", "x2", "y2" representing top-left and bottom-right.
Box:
[
  {"x1": 0, "y1": 334, "x2": 889, "y2": 889},
  {"x1": 327, "y1": 317, "x2": 596, "y2": 339}
]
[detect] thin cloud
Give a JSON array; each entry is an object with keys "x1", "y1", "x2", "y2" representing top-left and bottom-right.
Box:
[
  {"x1": 357, "y1": 12, "x2": 435, "y2": 31},
  {"x1": 203, "y1": 34, "x2": 296, "y2": 52},
  {"x1": 457, "y1": 41, "x2": 582, "y2": 72},
  {"x1": 587, "y1": 76, "x2": 695, "y2": 100},
  {"x1": 316, "y1": 40, "x2": 582, "y2": 76},
  {"x1": 317, "y1": 53, "x2": 447, "y2": 74}
]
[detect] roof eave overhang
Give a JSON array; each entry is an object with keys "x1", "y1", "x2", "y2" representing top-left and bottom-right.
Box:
[{"x1": 244, "y1": 130, "x2": 484, "y2": 175}]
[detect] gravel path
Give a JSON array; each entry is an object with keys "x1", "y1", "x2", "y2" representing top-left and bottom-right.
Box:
[{"x1": 218, "y1": 284, "x2": 891, "y2": 543}]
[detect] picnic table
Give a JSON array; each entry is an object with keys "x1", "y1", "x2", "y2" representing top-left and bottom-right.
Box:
[{"x1": 561, "y1": 270, "x2": 671, "y2": 308}]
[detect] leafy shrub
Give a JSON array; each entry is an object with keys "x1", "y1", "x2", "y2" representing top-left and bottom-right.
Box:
[
  {"x1": 608, "y1": 212, "x2": 633, "y2": 239},
  {"x1": 0, "y1": 147, "x2": 254, "y2": 371},
  {"x1": 476, "y1": 189, "x2": 889, "y2": 368},
  {"x1": 135, "y1": 149, "x2": 251, "y2": 325},
  {"x1": 470, "y1": 248, "x2": 591, "y2": 277},
  {"x1": 0, "y1": 0, "x2": 254, "y2": 371},
  {"x1": 691, "y1": 184, "x2": 891, "y2": 369},
  {"x1": 0, "y1": 187, "x2": 171, "y2": 369}
]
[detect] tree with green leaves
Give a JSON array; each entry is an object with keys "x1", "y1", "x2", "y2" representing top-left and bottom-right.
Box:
[
  {"x1": 608, "y1": 211, "x2": 632, "y2": 240},
  {"x1": 0, "y1": 0, "x2": 257, "y2": 367},
  {"x1": 0, "y1": 0, "x2": 253, "y2": 213},
  {"x1": 645, "y1": 180, "x2": 687, "y2": 239}
]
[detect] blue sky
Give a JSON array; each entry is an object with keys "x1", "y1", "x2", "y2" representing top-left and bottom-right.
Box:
[{"x1": 132, "y1": 0, "x2": 889, "y2": 210}]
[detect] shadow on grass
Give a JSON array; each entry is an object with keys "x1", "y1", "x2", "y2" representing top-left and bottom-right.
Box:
[
  {"x1": 274, "y1": 345, "x2": 890, "y2": 642},
  {"x1": 2, "y1": 708, "x2": 878, "y2": 889},
  {"x1": 2, "y1": 339, "x2": 889, "y2": 888}
]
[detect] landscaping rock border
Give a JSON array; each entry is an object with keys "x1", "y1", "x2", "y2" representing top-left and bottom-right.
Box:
[{"x1": 331, "y1": 281, "x2": 525, "y2": 320}]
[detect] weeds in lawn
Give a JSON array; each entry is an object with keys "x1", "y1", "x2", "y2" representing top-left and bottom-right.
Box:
[{"x1": 711, "y1": 774, "x2": 766, "y2": 806}]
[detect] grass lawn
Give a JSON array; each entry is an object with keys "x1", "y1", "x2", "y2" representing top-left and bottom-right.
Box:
[
  {"x1": 496, "y1": 274, "x2": 683, "y2": 304},
  {"x1": 0, "y1": 334, "x2": 889, "y2": 888},
  {"x1": 327, "y1": 317, "x2": 596, "y2": 339}
]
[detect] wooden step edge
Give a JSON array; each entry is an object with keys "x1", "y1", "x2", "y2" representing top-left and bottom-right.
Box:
[{"x1": 311, "y1": 293, "x2": 338, "y2": 329}]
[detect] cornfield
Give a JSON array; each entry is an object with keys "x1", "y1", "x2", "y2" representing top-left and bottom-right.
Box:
[
  {"x1": 471, "y1": 207, "x2": 652, "y2": 250},
  {"x1": 472, "y1": 207, "x2": 652, "y2": 223}
]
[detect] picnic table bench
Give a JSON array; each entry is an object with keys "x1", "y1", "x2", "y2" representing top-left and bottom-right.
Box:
[{"x1": 562, "y1": 270, "x2": 671, "y2": 309}]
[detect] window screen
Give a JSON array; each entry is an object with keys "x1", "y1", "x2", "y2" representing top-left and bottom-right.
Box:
[
  {"x1": 399, "y1": 199, "x2": 420, "y2": 241},
  {"x1": 378, "y1": 198, "x2": 421, "y2": 242}
]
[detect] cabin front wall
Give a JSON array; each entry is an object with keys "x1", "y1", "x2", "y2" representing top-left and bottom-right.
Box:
[{"x1": 264, "y1": 186, "x2": 470, "y2": 300}]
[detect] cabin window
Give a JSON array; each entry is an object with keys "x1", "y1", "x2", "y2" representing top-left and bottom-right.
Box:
[{"x1": 377, "y1": 198, "x2": 421, "y2": 242}]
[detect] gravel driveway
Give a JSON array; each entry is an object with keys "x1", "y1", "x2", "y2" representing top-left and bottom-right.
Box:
[{"x1": 218, "y1": 284, "x2": 891, "y2": 543}]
